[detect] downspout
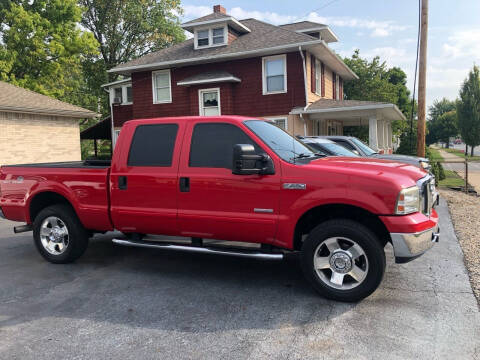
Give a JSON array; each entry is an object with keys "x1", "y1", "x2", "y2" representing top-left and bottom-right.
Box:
[
  {"x1": 299, "y1": 46, "x2": 308, "y2": 136},
  {"x1": 104, "y1": 87, "x2": 115, "y2": 151}
]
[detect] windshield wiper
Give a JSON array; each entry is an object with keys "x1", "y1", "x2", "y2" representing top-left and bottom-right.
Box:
[{"x1": 293, "y1": 153, "x2": 325, "y2": 159}]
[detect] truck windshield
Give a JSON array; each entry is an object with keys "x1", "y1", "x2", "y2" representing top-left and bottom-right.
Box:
[
  {"x1": 244, "y1": 120, "x2": 317, "y2": 163},
  {"x1": 351, "y1": 138, "x2": 378, "y2": 156}
]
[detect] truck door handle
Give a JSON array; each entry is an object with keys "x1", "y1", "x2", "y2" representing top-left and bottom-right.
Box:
[
  {"x1": 118, "y1": 176, "x2": 127, "y2": 190},
  {"x1": 179, "y1": 177, "x2": 190, "y2": 192}
]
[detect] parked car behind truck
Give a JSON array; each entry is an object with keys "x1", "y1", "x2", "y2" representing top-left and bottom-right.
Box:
[
  {"x1": 0, "y1": 116, "x2": 439, "y2": 302},
  {"x1": 302, "y1": 135, "x2": 431, "y2": 171}
]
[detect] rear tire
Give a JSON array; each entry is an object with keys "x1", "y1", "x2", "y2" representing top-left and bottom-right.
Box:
[
  {"x1": 301, "y1": 219, "x2": 386, "y2": 302},
  {"x1": 33, "y1": 205, "x2": 89, "y2": 264}
]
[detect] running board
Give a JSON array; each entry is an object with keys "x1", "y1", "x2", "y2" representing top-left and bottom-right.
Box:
[{"x1": 112, "y1": 238, "x2": 284, "y2": 260}]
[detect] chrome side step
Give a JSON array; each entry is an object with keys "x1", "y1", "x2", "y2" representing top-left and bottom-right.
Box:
[{"x1": 112, "y1": 238, "x2": 284, "y2": 260}]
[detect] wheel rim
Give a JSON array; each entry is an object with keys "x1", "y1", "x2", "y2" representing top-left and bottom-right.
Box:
[
  {"x1": 313, "y1": 237, "x2": 369, "y2": 290},
  {"x1": 39, "y1": 216, "x2": 69, "y2": 255}
]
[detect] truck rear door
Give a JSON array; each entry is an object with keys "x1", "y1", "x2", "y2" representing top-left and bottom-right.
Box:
[
  {"x1": 109, "y1": 121, "x2": 184, "y2": 235},
  {"x1": 176, "y1": 119, "x2": 281, "y2": 244}
]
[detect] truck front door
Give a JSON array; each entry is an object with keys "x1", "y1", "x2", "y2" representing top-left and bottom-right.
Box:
[{"x1": 177, "y1": 120, "x2": 280, "y2": 244}]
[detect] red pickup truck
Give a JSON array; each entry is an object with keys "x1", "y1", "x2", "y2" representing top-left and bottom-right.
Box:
[{"x1": 0, "y1": 116, "x2": 439, "y2": 302}]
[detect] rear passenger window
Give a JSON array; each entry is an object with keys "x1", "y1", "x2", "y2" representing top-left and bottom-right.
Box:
[
  {"x1": 189, "y1": 123, "x2": 259, "y2": 169},
  {"x1": 128, "y1": 124, "x2": 178, "y2": 166},
  {"x1": 336, "y1": 140, "x2": 356, "y2": 151}
]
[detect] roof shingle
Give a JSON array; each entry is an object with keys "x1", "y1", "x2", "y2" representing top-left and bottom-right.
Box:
[{"x1": 0, "y1": 81, "x2": 98, "y2": 118}]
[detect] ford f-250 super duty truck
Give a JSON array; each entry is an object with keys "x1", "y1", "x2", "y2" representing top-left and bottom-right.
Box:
[{"x1": 0, "y1": 116, "x2": 439, "y2": 302}]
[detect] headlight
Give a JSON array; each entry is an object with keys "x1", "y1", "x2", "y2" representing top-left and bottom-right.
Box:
[
  {"x1": 395, "y1": 186, "x2": 421, "y2": 214},
  {"x1": 420, "y1": 161, "x2": 430, "y2": 170}
]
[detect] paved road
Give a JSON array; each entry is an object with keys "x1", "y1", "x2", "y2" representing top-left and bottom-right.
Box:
[
  {"x1": 452, "y1": 143, "x2": 480, "y2": 156},
  {"x1": 437, "y1": 149, "x2": 480, "y2": 192},
  {"x1": 0, "y1": 200, "x2": 479, "y2": 359}
]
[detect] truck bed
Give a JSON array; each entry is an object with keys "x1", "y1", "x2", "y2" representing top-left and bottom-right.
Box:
[{"x1": 0, "y1": 161, "x2": 112, "y2": 231}]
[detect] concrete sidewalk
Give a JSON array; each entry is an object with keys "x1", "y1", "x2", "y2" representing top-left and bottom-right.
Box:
[{"x1": 437, "y1": 148, "x2": 480, "y2": 192}]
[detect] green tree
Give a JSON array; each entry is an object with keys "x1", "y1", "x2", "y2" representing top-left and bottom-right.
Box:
[
  {"x1": 343, "y1": 50, "x2": 415, "y2": 154},
  {"x1": 0, "y1": 0, "x2": 99, "y2": 110},
  {"x1": 426, "y1": 98, "x2": 457, "y2": 147},
  {"x1": 457, "y1": 65, "x2": 480, "y2": 156}
]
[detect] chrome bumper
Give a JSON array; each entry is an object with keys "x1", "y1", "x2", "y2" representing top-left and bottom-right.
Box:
[{"x1": 391, "y1": 225, "x2": 440, "y2": 263}]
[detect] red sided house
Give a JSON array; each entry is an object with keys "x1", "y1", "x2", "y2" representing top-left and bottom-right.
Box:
[{"x1": 102, "y1": 5, "x2": 404, "y2": 153}]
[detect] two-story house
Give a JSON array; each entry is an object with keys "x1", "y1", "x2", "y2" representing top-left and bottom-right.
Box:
[{"x1": 100, "y1": 5, "x2": 404, "y2": 153}]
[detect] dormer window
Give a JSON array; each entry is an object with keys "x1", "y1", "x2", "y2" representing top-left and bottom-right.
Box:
[{"x1": 194, "y1": 26, "x2": 227, "y2": 49}]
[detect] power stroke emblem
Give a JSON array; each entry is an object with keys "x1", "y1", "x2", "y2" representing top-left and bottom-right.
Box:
[{"x1": 282, "y1": 183, "x2": 306, "y2": 190}]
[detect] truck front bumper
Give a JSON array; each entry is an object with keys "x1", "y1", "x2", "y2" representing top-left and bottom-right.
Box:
[{"x1": 390, "y1": 225, "x2": 440, "y2": 263}]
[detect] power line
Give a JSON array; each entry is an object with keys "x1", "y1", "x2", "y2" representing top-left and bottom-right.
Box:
[
  {"x1": 409, "y1": 0, "x2": 421, "y2": 154},
  {"x1": 296, "y1": 0, "x2": 341, "y2": 22}
]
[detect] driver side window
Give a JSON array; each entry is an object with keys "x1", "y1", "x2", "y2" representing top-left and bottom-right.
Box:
[{"x1": 189, "y1": 123, "x2": 261, "y2": 169}]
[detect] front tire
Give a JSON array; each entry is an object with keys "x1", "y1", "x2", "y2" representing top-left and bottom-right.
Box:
[
  {"x1": 33, "y1": 205, "x2": 89, "y2": 264},
  {"x1": 301, "y1": 219, "x2": 386, "y2": 302}
]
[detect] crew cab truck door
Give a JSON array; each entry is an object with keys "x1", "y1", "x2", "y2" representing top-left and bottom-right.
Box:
[
  {"x1": 177, "y1": 120, "x2": 281, "y2": 243},
  {"x1": 110, "y1": 121, "x2": 184, "y2": 235}
]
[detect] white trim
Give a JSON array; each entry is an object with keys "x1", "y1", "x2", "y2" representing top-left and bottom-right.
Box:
[
  {"x1": 335, "y1": 73, "x2": 340, "y2": 100},
  {"x1": 262, "y1": 54, "x2": 287, "y2": 95},
  {"x1": 177, "y1": 76, "x2": 241, "y2": 86},
  {"x1": 198, "y1": 87, "x2": 221, "y2": 116},
  {"x1": 194, "y1": 24, "x2": 227, "y2": 50},
  {"x1": 182, "y1": 17, "x2": 251, "y2": 34},
  {"x1": 295, "y1": 27, "x2": 339, "y2": 43},
  {"x1": 265, "y1": 116, "x2": 288, "y2": 131},
  {"x1": 152, "y1": 69, "x2": 172, "y2": 104},
  {"x1": 314, "y1": 58, "x2": 321, "y2": 96},
  {"x1": 101, "y1": 78, "x2": 132, "y2": 88},
  {"x1": 290, "y1": 103, "x2": 407, "y2": 120}
]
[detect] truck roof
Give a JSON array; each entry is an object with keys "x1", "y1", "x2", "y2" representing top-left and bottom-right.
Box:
[{"x1": 123, "y1": 115, "x2": 262, "y2": 127}]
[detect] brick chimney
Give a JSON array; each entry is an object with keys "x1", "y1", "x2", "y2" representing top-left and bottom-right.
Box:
[{"x1": 213, "y1": 5, "x2": 226, "y2": 14}]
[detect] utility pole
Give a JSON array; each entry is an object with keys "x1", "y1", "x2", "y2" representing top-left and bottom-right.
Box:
[{"x1": 417, "y1": 0, "x2": 428, "y2": 157}]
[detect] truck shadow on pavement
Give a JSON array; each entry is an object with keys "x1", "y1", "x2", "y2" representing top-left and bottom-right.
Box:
[{"x1": 0, "y1": 232, "x2": 356, "y2": 333}]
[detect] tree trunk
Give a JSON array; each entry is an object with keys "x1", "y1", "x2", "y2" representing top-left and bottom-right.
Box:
[
  {"x1": 471, "y1": 146, "x2": 475, "y2": 157},
  {"x1": 445, "y1": 140, "x2": 450, "y2": 149},
  {"x1": 466, "y1": 144, "x2": 469, "y2": 156}
]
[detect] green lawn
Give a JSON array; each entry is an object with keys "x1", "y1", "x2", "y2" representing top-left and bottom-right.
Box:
[
  {"x1": 428, "y1": 147, "x2": 444, "y2": 161},
  {"x1": 439, "y1": 170, "x2": 465, "y2": 188},
  {"x1": 444, "y1": 148, "x2": 480, "y2": 161}
]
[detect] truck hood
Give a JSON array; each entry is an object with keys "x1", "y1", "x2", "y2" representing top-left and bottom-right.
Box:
[
  {"x1": 370, "y1": 153, "x2": 428, "y2": 164},
  {"x1": 307, "y1": 156, "x2": 427, "y2": 185}
]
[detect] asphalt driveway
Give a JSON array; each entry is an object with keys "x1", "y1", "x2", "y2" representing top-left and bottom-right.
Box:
[{"x1": 0, "y1": 199, "x2": 478, "y2": 359}]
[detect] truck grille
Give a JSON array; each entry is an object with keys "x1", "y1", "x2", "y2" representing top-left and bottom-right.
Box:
[{"x1": 419, "y1": 176, "x2": 435, "y2": 216}]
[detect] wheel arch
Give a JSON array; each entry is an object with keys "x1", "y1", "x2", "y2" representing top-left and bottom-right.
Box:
[
  {"x1": 28, "y1": 191, "x2": 77, "y2": 224},
  {"x1": 293, "y1": 203, "x2": 391, "y2": 251}
]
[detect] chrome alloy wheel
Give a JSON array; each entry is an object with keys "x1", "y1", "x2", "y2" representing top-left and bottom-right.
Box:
[
  {"x1": 313, "y1": 237, "x2": 369, "y2": 290},
  {"x1": 40, "y1": 216, "x2": 70, "y2": 255}
]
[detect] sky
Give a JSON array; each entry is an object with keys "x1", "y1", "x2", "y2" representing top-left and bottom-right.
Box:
[{"x1": 180, "y1": 0, "x2": 480, "y2": 109}]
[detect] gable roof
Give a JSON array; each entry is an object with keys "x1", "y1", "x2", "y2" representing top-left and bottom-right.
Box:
[
  {"x1": 181, "y1": 12, "x2": 251, "y2": 34},
  {"x1": 280, "y1": 21, "x2": 327, "y2": 31},
  {"x1": 0, "y1": 81, "x2": 98, "y2": 118},
  {"x1": 182, "y1": 12, "x2": 231, "y2": 25},
  {"x1": 109, "y1": 18, "x2": 356, "y2": 80}
]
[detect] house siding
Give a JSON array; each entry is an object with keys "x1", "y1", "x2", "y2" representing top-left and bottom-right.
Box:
[
  {"x1": 128, "y1": 52, "x2": 306, "y2": 120},
  {"x1": 305, "y1": 51, "x2": 339, "y2": 103},
  {"x1": 112, "y1": 104, "x2": 133, "y2": 127},
  {"x1": 0, "y1": 111, "x2": 81, "y2": 165}
]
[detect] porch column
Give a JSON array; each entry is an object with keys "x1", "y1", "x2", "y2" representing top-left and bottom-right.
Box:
[
  {"x1": 388, "y1": 122, "x2": 393, "y2": 151},
  {"x1": 377, "y1": 120, "x2": 385, "y2": 153},
  {"x1": 383, "y1": 121, "x2": 388, "y2": 152},
  {"x1": 368, "y1": 116, "x2": 378, "y2": 150}
]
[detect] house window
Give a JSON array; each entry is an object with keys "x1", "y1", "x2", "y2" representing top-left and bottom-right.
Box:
[
  {"x1": 197, "y1": 29, "x2": 209, "y2": 47},
  {"x1": 113, "y1": 87, "x2": 123, "y2": 103},
  {"x1": 199, "y1": 88, "x2": 220, "y2": 116},
  {"x1": 262, "y1": 54, "x2": 287, "y2": 94},
  {"x1": 315, "y1": 59, "x2": 321, "y2": 96},
  {"x1": 212, "y1": 27, "x2": 225, "y2": 44},
  {"x1": 152, "y1": 69, "x2": 172, "y2": 103},
  {"x1": 125, "y1": 85, "x2": 133, "y2": 103},
  {"x1": 112, "y1": 84, "x2": 132, "y2": 105},
  {"x1": 265, "y1": 117, "x2": 288, "y2": 131},
  {"x1": 195, "y1": 26, "x2": 227, "y2": 49}
]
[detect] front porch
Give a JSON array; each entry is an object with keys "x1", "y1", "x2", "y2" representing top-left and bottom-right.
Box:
[{"x1": 289, "y1": 99, "x2": 406, "y2": 154}]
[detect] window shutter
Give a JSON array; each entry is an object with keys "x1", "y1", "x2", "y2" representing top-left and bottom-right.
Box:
[
  {"x1": 310, "y1": 55, "x2": 316, "y2": 93},
  {"x1": 339, "y1": 78, "x2": 343, "y2": 99},
  {"x1": 321, "y1": 62, "x2": 325, "y2": 97},
  {"x1": 332, "y1": 72, "x2": 337, "y2": 100}
]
